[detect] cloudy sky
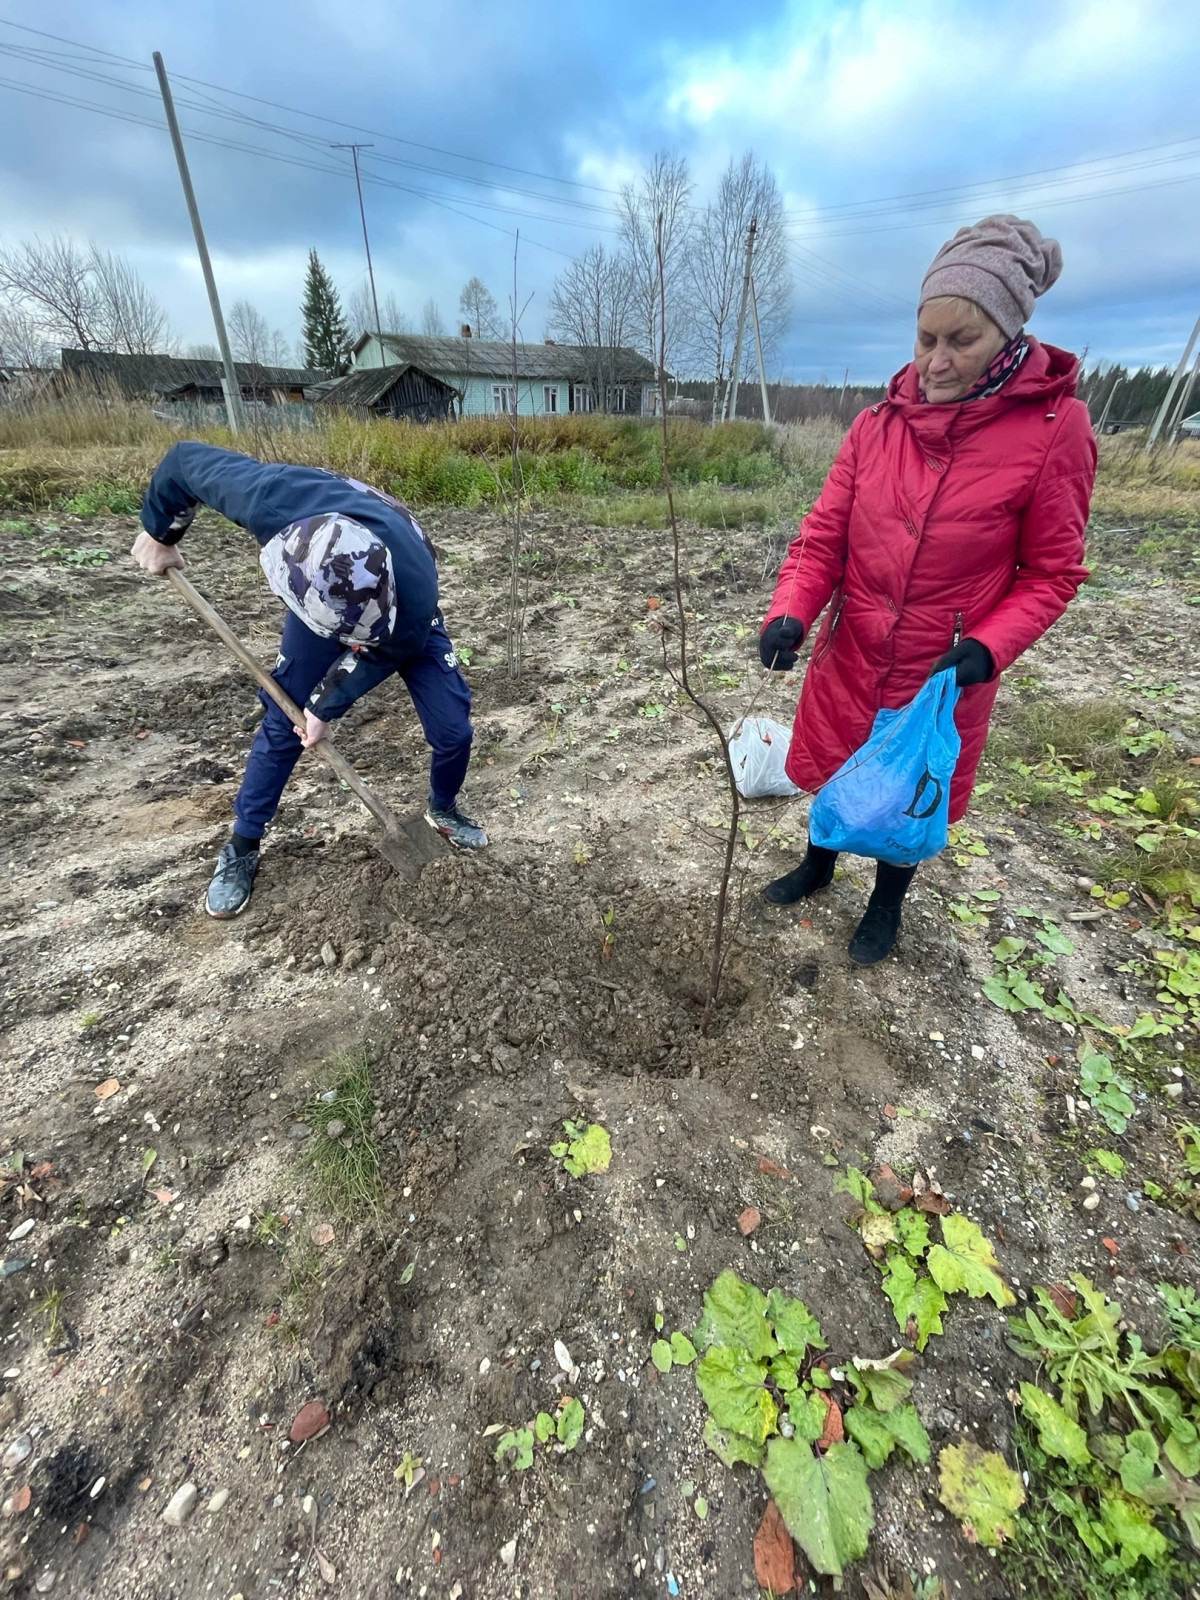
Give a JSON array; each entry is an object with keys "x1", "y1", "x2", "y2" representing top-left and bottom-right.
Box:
[{"x1": 0, "y1": 0, "x2": 1196, "y2": 381}]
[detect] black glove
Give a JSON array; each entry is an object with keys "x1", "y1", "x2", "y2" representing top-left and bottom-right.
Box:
[
  {"x1": 929, "y1": 638, "x2": 994, "y2": 687},
  {"x1": 759, "y1": 615, "x2": 805, "y2": 670}
]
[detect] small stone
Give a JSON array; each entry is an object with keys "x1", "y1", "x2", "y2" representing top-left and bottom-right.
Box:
[
  {"x1": 928, "y1": 1031, "x2": 945, "y2": 1042},
  {"x1": 288, "y1": 1123, "x2": 311, "y2": 1140},
  {"x1": 206, "y1": 1487, "x2": 230, "y2": 1514},
  {"x1": 341, "y1": 945, "x2": 365, "y2": 971},
  {"x1": 2, "y1": 1434, "x2": 32, "y2": 1471},
  {"x1": 1082, "y1": 1193, "x2": 1100, "y2": 1211},
  {"x1": 1125, "y1": 1193, "x2": 1141, "y2": 1213},
  {"x1": 320, "y1": 942, "x2": 337, "y2": 968},
  {"x1": 737, "y1": 1207, "x2": 761, "y2": 1237},
  {"x1": 288, "y1": 1401, "x2": 330, "y2": 1442},
  {"x1": 500, "y1": 1537, "x2": 517, "y2": 1568},
  {"x1": 88, "y1": 1476, "x2": 105, "y2": 1500},
  {"x1": 34, "y1": 1571, "x2": 55, "y2": 1594},
  {"x1": 232, "y1": 1215, "x2": 252, "y2": 1232},
  {"x1": 0, "y1": 1261, "x2": 28, "y2": 1279},
  {"x1": 1079, "y1": 1176, "x2": 1097, "y2": 1191},
  {"x1": 479, "y1": 1357, "x2": 491, "y2": 1375},
  {"x1": 162, "y1": 1482, "x2": 198, "y2": 1525},
  {"x1": 1165, "y1": 1082, "x2": 1184, "y2": 1100},
  {"x1": 554, "y1": 1340, "x2": 573, "y2": 1373},
  {"x1": 7, "y1": 1220, "x2": 34, "y2": 1243},
  {"x1": 324, "y1": 1119, "x2": 346, "y2": 1141},
  {"x1": 970, "y1": 1045, "x2": 985, "y2": 1061}
]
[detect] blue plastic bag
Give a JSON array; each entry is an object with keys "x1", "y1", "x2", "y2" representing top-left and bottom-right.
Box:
[{"x1": 808, "y1": 669, "x2": 962, "y2": 865}]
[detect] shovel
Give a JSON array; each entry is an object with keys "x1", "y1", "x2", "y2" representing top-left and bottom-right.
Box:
[{"x1": 166, "y1": 567, "x2": 443, "y2": 883}]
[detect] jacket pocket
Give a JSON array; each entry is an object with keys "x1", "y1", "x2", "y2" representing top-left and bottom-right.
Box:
[{"x1": 812, "y1": 591, "x2": 845, "y2": 666}]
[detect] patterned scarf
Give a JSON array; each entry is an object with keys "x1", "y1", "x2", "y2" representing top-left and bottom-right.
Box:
[{"x1": 920, "y1": 332, "x2": 1030, "y2": 404}]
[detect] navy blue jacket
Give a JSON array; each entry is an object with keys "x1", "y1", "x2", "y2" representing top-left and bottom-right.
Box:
[{"x1": 142, "y1": 442, "x2": 440, "y2": 719}]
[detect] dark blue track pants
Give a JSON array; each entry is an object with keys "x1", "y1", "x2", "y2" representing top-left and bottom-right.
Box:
[{"x1": 232, "y1": 610, "x2": 473, "y2": 839}]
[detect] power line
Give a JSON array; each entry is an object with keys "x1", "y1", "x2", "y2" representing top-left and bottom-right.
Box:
[{"x1": 0, "y1": 17, "x2": 619, "y2": 197}]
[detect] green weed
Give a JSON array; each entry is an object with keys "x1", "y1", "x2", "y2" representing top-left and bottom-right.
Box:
[
  {"x1": 62, "y1": 480, "x2": 142, "y2": 516},
  {"x1": 301, "y1": 1051, "x2": 382, "y2": 1219}
]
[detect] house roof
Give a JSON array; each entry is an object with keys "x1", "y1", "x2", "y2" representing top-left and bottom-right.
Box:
[
  {"x1": 59, "y1": 348, "x2": 327, "y2": 394},
  {"x1": 314, "y1": 364, "x2": 456, "y2": 408},
  {"x1": 353, "y1": 332, "x2": 660, "y2": 384}
]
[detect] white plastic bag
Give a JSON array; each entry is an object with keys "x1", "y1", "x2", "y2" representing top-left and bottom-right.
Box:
[{"x1": 728, "y1": 716, "x2": 800, "y2": 799}]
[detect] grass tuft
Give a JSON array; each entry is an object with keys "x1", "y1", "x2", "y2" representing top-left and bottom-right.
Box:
[{"x1": 300, "y1": 1049, "x2": 382, "y2": 1219}]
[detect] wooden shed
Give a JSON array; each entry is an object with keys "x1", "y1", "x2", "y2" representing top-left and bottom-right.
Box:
[{"x1": 315, "y1": 364, "x2": 457, "y2": 423}]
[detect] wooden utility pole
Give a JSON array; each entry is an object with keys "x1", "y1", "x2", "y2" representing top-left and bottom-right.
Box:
[
  {"x1": 1167, "y1": 343, "x2": 1200, "y2": 437},
  {"x1": 332, "y1": 143, "x2": 385, "y2": 364},
  {"x1": 749, "y1": 273, "x2": 771, "y2": 424},
  {"x1": 1145, "y1": 310, "x2": 1200, "y2": 452},
  {"x1": 1096, "y1": 370, "x2": 1122, "y2": 435},
  {"x1": 153, "y1": 52, "x2": 244, "y2": 434},
  {"x1": 723, "y1": 218, "x2": 757, "y2": 423}
]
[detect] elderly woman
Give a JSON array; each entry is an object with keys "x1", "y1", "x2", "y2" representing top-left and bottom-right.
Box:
[{"x1": 759, "y1": 214, "x2": 1096, "y2": 965}]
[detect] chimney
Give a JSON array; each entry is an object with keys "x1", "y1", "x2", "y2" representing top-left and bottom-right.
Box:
[
  {"x1": 544, "y1": 338, "x2": 556, "y2": 346},
  {"x1": 460, "y1": 323, "x2": 472, "y2": 338}
]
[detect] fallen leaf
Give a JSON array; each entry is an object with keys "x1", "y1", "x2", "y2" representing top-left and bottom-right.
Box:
[
  {"x1": 94, "y1": 1078, "x2": 120, "y2": 1100},
  {"x1": 29, "y1": 1163, "x2": 52, "y2": 1180},
  {"x1": 646, "y1": 596, "x2": 661, "y2": 610},
  {"x1": 73, "y1": 1522, "x2": 88, "y2": 1545},
  {"x1": 1047, "y1": 1282, "x2": 1078, "y2": 1319},
  {"x1": 262, "y1": 1311, "x2": 280, "y2": 1329},
  {"x1": 66, "y1": 739, "x2": 86, "y2": 748},
  {"x1": 872, "y1": 1163, "x2": 913, "y2": 1212},
  {"x1": 316, "y1": 1548, "x2": 336, "y2": 1585},
  {"x1": 1102, "y1": 1237, "x2": 1119, "y2": 1255},
  {"x1": 311, "y1": 1223, "x2": 335, "y2": 1249},
  {"x1": 753, "y1": 1499, "x2": 796, "y2": 1594},
  {"x1": 817, "y1": 1392, "x2": 844, "y2": 1450},
  {"x1": 915, "y1": 1190, "x2": 952, "y2": 1216},
  {"x1": 289, "y1": 1401, "x2": 331, "y2": 1443},
  {"x1": 882, "y1": 1104, "x2": 898, "y2": 1120},
  {"x1": 135, "y1": 729, "x2": 149, "y2": 739},
  {"x1": 738, "y1": 1206, "x2": 762, "y2": 1237},
  {"x1": 758, "y1": 1156, "x2": 790, "y2": 1179},
  {"x1": 937, "y1": 1440, "x2": 1024, "y2": 1547},
  {"x1": 152, "y1": 1188, "x2": 175, "y2": 1205},
  {"x1": 9, "y1": 1486, "x2": 32, "y2": 1515}
]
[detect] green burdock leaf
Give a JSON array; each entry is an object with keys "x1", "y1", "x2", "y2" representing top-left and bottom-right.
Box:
[
  {"x1": 1119, "y1": 1431, "x2": 1159, "y2": 1497},
  {"x1": 1098, "y1": 1489, "x2": 1169, "y2": 1569},
  {"x1": 1166, "y1": 1416, "x2": 1200, "y2": 1478},
  {"x1": 770, "y1": 1354, "x2": 800, "y2": 1393},
  {"x1": 766, "y1": 1288, "x2": 826, "y2": 1355},
  {"x1": 844, "y1": 1400, "x2": 930, "y2": 1470},
  {"x1": 702, "y1": 1415, "x2": 764, "y2": 1469},
  {"x1": 556, "y1": 1397, "x2": 585, "y2": 1449},
  {"x1": 764, "y1": 1437, "x2": 874, "y2": 1579},
  {"x1": 1019, "y1": 1383, "x2": 1091, "y2": 1466},
  {"x1": 494, "y1": 1428, "x2": 534, "y2": 1471},
  {"x1": 669, "y1": 1332, "x2": 697, "y2": 1366},
  {"x1": 894, "y1": 1209, "x2": 932, "y2": 1258},
  {"x1": 556, "y1": 1121, "x2": 611, "y2": 1177},
  {"x1": 848, "y1": 1351, "x2": 916, "y2": 1413},
  {"x1": 651, "y1": 1339, "x2": 673, "y2": 1374},
  {"x1": 881, "y1": 1254, "x2": 947, "y2": 1348},
  {"x1": 937, "y1": 1441, "x2": 1025, "y2": 1547},
  {"x1": 926, "y1": 1215, "x2": 1015, "y2": 1308},
  {"x1": 534, "y1": 1411, "x2": 555, "y2": 1444},
  {"x1": 694, "y1": 1271, "x2": 778, "y2": 1361},
  {"x1": 790, "y1": 1390, "x2": 830, "y2": 1444},
  {"x1": 696, "y1": 1345, "x2": 778, "y2": 1444}
]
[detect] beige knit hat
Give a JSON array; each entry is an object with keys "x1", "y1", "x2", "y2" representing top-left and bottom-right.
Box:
[{"x1": 919, "y1": 214, "x2": 1063, "y2": 339}]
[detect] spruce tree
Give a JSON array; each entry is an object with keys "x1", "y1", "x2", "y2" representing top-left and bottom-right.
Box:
[{"x1": 301, "y1": 250, "x2": 353, "y2": 374}]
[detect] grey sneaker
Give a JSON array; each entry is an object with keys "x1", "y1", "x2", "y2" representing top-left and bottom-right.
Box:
[
  {"x1": 205, "y1": 842, "x2": 259, "y2": 918},
  {"x1": 424, "y1": 801, "x2": 488, "y2": 850}
]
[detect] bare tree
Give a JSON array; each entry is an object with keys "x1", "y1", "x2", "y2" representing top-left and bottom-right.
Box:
[
  {"x1": 546, "y1": 244, "x2": 634, "y2": 412},
  {"x1": 617, "y1": 152, "x2": 693, "y2": 377},
  {"x1": 185, "y1": 342, "x2": 221, "y2": 360},
  {"x1": 0, "y1": 236, "x2": 170, "y2": 355},
  {"x1": 0, "y1": 301, "x2": 54, "y2": 368},
  {"x1": 345, "y1": 284, "x2": 408, "y2": 341},
  {"x1": 458, "y1": 276, "x2": 500, "y2": 339},
  {"x1": 420, "y1": 298, "x2": 445, "y2": 337},
  {"x1": 89, "y1": 248, "x2": 170, "y2": 354},
  {"x1": 696, "y1": 154, "x2": 790, "y2": 414},
  {"x1": 228, "y1": 300, "x2": 291, "y2": 366}
]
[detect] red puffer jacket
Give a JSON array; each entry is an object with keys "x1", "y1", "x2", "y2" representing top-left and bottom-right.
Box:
[{"x1": 763, "y1": 339, "x2": 1096, "y2": 823}]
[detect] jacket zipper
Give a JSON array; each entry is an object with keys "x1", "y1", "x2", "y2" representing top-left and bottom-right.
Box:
[
  {"x1": 814, "y1": 595, "x2": 845, "y2": 665},
  {"x1": 953, "y1": 612, "x2": 963, "y2": 646}
]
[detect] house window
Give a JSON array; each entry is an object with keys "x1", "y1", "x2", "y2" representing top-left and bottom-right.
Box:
[
  {"x1": 492, "y1": 384, "x2": 516, "y2": 414},
  {"x1": 606, "y1": 385, "x2": 629, "y2": 413},
  {"x1": 543, "y1": 384, "x2": 559, "y2": 413},
  {"x1": 570, "y1": 383, "x2": 592, "y2": 414}
]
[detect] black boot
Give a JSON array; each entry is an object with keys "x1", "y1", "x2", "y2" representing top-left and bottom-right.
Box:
[
  {"x1": 849, "y1": 861, "x2": 918, "y2": 965},
  {"x1": 763, "y1": 842, "x2": 838, "y2": 906}
]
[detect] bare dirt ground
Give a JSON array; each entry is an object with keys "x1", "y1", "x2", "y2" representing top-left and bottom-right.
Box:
[{"x1": 1, "y1": 495, "x2": 1199, "y2": 1599}]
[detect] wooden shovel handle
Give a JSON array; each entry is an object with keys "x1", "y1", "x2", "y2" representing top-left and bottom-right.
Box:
[{"x1": 165, "y1": 567, "x2": 402, "y2": 835}]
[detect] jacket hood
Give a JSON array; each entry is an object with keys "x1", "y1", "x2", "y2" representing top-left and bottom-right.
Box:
[{"x1": 885, "y1": 338, "x2": 1081, "y2": 411}]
